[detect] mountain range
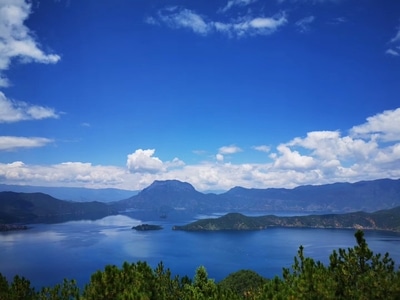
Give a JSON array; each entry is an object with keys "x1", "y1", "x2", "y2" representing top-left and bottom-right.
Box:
[
  {"x1": 116, "y1": 178, "x2": 400, "y2": 213},
  {"x1": 1, "y1": 178, "x2": 400, "y2": 225},
  {"x1": 0, "y1": 184, "x2": 137, "y2": 202}
]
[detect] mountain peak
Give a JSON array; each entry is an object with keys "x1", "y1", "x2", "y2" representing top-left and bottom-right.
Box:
[{"x1": 142, "y1": 180, "x2": 196, "y2": 193}]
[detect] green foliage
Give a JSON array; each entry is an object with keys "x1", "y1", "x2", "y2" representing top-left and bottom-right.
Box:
[
  {"x1": 8, "y1": 275, "x2": 37, "y2": 300},
  {"x1": 218, "y1": 269, "x2": 267, "y2": 298},
  {"x1": 262, "y1": 230, "x2": 400, "y2": 299},
  {"x1": 38, "y1": 279, "x2": 80, "y2": 300},
  {"x1": 0, "y1": 230, "x2": 399, "y2": 299}
]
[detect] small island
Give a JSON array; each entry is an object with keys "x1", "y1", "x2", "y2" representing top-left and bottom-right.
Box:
[
  {"x1": 0, "y1": 224, "x2": 28, "y2": 232},
  {"x1": 132, "y1": 224, "x2": 163, "y2": 231}
]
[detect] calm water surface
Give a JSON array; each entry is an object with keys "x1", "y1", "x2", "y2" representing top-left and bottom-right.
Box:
[{"x1": 1, "y1": 212, "x2": 400, "y2": 289}]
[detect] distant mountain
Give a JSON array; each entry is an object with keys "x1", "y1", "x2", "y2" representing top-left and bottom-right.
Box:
[
  {"x1": 218, "y1": 178, "x2": 400, "y2": 212},
  {"x1": 173, "y1": 206, "x2": 400, "y2": 232},
  {"x1": 114, "y1": 180, "x2": 219, "y2": 213},
  {"x1": 0, "y1": 192, "x2": 116, "y2": 224},
  {"x1": 0, "y1": 184, "x2": 137, "y2": 202},
  {"x1": 2, "y1": 178, "x2": 400, "y2": 225},
  {"x1": 114, "y1": 178, "x2": 400, "y2": 213}
]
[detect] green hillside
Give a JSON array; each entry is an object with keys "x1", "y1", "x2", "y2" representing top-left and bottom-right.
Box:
[
  {"x1": 173, "y1": 206, "x2": 400, "y2": 232},
  {"x1": 0, "y1": 191, "x2": 115, "y2": 224}
]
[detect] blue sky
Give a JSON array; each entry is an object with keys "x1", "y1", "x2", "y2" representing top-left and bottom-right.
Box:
[{"x1": 0, "y1": 0, "x2": 399, "y2": 191}]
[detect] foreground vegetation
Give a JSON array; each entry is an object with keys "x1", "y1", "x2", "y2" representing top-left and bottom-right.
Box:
[{"x1": 1, "y1": 231, "x2": 399, "y2": 299}]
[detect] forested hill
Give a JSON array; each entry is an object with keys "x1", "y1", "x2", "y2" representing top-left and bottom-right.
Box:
[
  {"x1": 173, "y1": 206, "x2": 400, "y2": 232},
  {"x1": 0, "y1": 191, "x2": 115, "y2": 224}
]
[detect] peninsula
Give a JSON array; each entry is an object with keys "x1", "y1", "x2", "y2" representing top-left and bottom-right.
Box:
[{"x1": 173, "y1": 206, "x2": 400, "y2": 232}]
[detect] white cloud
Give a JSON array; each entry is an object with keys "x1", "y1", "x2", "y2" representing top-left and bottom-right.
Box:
[
  {"x1": 0, "y1": 91, "x2": 59, "y2": 122},
  {"x1": 0, "y1": 161, "x2": 130, "y2": 188},
  {"x1": 385, "y1": 48, "x2": 399, "y2": 56},
  {"x1": 215, "y1": 13, "x2": 288, "y2": 37},
  {"x1": 216, "y1": 153, "x2": 224, "y2": 162},
  {"x1": 220, "y1": 0, "x2": 258, "y2": 13},
  {"x1": 157, "y1": 7, "x2": 211, "y2": 35},
  {"x1": 390, "y1": 28, "x2": 400, "y2": 44},
  {"x1": 295, "y1": 15, "x2": 315, "y2": 32},
  {"x1": 149, "y1": 6, "x2": 287, "y2": 38},
  {"x1": 350, "y1": 108, "x2": 400, "y2": 142},
  {"x1": 218, "y1": 145, "x2": 243, "y2": 154},
  {"x1": 253, "y1": 145, "x2": 270, "y2": 153},
  {"x1": 271, "y1": 144, "x2": 316, "y2": 169},
  {"x1": 0, "y1": 0, "x2": 60, "y2": 87},
  {"x1": 127, "y1": 149, "x2": 165, "y2": 174},
  {"x1": 387, "y1": 25, "x2": 400, "y2": 57},
  {"x1": 166, "y1": 157, "x2": 185, "y2": 169},
  {"x1": 375, "y1": 143, "x2": 400, "y2": 165},
  {"x1": 1, "y1": 109, "x2": 400, "y2": 192},
  {"x1": 329, "y1": 17, "x2": 346, "y2": 25},
  {"x1": 0, "y1": 136, "x2": 53, "y2": 150},
  {"x1": 215, "y1": 145, "x2": 243, "y2": 162},
  {"x1": 287, "y1": 131, "x2": 378, "y2": 161}
]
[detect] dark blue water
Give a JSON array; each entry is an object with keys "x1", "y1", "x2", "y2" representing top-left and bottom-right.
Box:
[{"x1": 1, "y1": 213, "x2": 400, "y2": 289}]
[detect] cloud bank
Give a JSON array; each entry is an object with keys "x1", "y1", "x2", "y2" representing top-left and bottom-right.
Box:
[{"x1": 1, "y1": 108, "x2": 399, "y2": 191}]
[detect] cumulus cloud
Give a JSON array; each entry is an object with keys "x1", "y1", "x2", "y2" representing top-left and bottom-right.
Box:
[
  {"x1": 1, "y1": 109, "x2": 400, "y2": 192},
  {"x1": 148, "y1": 6, "x2": 287, "y2": 38},
  {"x1": 0, "y1": 0, "x2": 60, "y2": 87},
  {"x1": 0, "y1": 136, "x2": 53, "y2": 150},
  {"x1": 0, "y1": 92, "x2": 59, "y2": 122},
  {"x1": 295, "y1": 15, "x2": 315, "y2": 32},
  {"x1": 216, "y1": 145, "x2": 243, "y2": 161},
  {"x1": 127, "y1": 149, "x2": 165, "y2": 174},
  {"x1": 271, "y1": 144, "x2": 316, "y2": 169},
  {"x1": 287, "y1": 131, "x2": 378, "y2": 161},
  {"x1": 350, "y1": 108, "x2": 400, "y2": 142}
]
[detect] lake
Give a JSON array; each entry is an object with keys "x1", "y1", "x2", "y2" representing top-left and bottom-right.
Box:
[{"x1": 1, "y1": 212, "x2": 400, "y2": 289}]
